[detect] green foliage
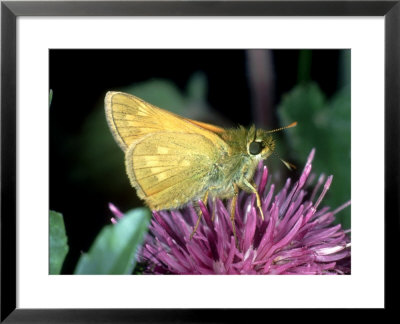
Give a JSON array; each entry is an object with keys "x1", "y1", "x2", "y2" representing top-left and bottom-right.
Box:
[
  {"x1": 297, "y1": 50, "x2": 312, "y2": 83},
  {"x1": 68, "y1": 105, "x2": 128, "y2": 195},
  {"x1": 185, "y1": 71, "x2": 208, "y2": 102},
  {"x1": 122, "y1": 71, "x2": 207, "y2": 115},
  {"x1": 49, "y1": 210, "x2": 69, "y2": 274},
  {"x1": 74, "y1": 208, "x2": 151, "y2": 274},
  {"x1": 278, "y1": 82, "x2": 351, "y2": 229},
  {"x1": 49, "y1": 89, "x2": 53, "y2": 108}
]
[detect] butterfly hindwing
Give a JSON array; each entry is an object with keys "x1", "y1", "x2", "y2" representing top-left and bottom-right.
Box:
[{"x1": 125, "y1": 132, "x2": 220, "y2": 210}]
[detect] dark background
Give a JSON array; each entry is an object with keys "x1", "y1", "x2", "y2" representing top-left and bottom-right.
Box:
[{"x1": 49, "y1": 49, "x2": 348, "y2": 273}]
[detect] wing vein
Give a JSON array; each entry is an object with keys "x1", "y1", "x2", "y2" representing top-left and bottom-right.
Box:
[
  {"x1": 135, "y1": 167, "x2": 183, "y2": 181},
  {"x1": 145, "y1": 168, "x2": 205, "y2": 194}
]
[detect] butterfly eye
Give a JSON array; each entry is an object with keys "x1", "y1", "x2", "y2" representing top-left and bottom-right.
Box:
[{"x1": 249, "y1": 141, "x2": 263, "y2": 155}]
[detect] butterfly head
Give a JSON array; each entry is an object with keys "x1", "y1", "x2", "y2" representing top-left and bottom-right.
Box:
[{"x1": 246, "y1": 126, "x2": 275, "y2": 160}]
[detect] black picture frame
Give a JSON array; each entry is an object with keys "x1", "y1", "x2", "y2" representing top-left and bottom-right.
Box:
[{"x1": 1, "y1": 0, "x2": 399, "y2": 322}]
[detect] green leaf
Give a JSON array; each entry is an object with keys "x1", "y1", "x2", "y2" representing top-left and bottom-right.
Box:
[
  {"x1": 186, "y1": 71, "x2": 207, "y2": 101},
  {"x1": 49, "y1": 210, "x2": 69, "y2": 274},
  {"x1": 278, "y1": 82, "x2": 351, "y2": 229},
  {"x1": 49, "y1": 89, "x2": 53, "y2": 108},
  {"x1": 297, "y1": 50, "x2": 312, "y2": 84},
  {"x1": 74, "y1": 208, "x2": 151, "y2": 274}
]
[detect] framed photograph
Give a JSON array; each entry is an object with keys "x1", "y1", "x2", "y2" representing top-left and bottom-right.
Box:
[{"x1": 1, "y1": 0, "x2": 398, "y2": 321}]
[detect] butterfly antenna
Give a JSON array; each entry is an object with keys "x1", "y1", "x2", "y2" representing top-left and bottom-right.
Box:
[
  {"x1": 265, "y1": 121, "x2": 297, "y2": 134},
  {"x1": 265, "y1": 121, "x2": 297, "y2": 170}
]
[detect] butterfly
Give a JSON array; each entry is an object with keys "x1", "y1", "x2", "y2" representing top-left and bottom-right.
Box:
[{"x1": 105, "y1": 91, "x2": 296, "y2": 243}]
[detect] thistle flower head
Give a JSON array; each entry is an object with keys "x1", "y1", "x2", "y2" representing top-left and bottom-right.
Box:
[{"x1": 112, "y1": 149, "x2": 351, "y2": 274}]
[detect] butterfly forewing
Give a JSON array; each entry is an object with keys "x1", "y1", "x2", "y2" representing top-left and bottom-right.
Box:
[
  {"x1": 125, "y1": 132, "x2": 221, "y2": 210},
  {"x1": 105, "y1": 91, "x2": 226, "y2": 151}
]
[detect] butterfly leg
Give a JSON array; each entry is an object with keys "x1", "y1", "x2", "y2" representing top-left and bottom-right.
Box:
[
  {"x1": 230, "y1": 184, "x2": 239, "y2": 247},
  {"x1": 190, "y1": 191, "x2": 209, "y2": 240},
  {"x1": 240, "y1": 179, "x2": 264, "y2": 220},
  {"x1": 189, "y1": 212, "x2": 202, "y2": 240}
]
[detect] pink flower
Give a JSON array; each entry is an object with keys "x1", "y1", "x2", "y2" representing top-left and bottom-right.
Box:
[{"x1": 113, "y1": 149, "x2": 351, "y2": 274}]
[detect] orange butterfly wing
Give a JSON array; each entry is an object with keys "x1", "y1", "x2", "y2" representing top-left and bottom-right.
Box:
[{"x1": 105, "y1": 91, "x2": 226, "y2": 151}]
